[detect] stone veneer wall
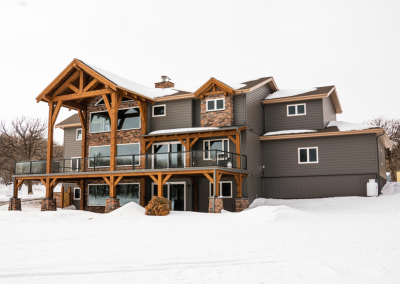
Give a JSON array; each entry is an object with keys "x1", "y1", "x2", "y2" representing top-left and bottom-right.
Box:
[
  {"x1": 84, "y1": 177, "x2": 142, "y2": 213},
  {"x1": 201, "y1": 93, "x2": 233, "y2": 127},
  {"x1": 84, "y1": 96, "x2": 143, "y2": 172}
]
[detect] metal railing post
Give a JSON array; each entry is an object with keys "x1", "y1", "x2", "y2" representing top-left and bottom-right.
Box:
[
  {"x1": 94, "y1": 157, "x2": 96, "y2": 172},
  {"x1": 63, "y1": 159, "x2": 65, "y2": 173},
  {"x1": 215, "y1": 150, "x2": 218, "y2": 167},
  {"x1": 132, "y1": 155, "x2": 135, "y2": 170},
  {"x1": 168, "y1": 152, "x2": 171, "y2": 169},
  {"x1": 30, "y1": 161, "x2": 32, "y2": 174}
]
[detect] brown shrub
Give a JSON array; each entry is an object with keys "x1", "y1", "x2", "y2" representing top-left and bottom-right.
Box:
[{"x1": 145, "y1": 196, "x2": 171, "y2": 216}]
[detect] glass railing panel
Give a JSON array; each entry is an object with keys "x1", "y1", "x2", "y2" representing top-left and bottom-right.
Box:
[
  {"x1": 31, "y1": 161, "x2": 46, "y2": 174},
  {"x1": 15, "y1": 162, "x2": 31, "y2": 174},
  {"x1": 89, "y1": 157, "x2": 110, "y2": 168}
]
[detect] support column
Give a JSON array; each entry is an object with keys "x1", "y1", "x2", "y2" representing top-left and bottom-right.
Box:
[
  {"x1": 110, "y1": 92, "x2": 118, "y2": 171},
  {"x1": 78, "y1": 109, "x2": 87, "y2": 172},
  {"x1": 9, "y1": 178, "x2": 22, "y2": 211},
  {"x1": 61, "y1": 186, "x2": 64, "y2": 209},
  {"x1": 140, "y1": 178, "x2": 146, "y2": 206},
  {"x1": 235, "y1": 198, "x2": 249, "y2": 212},
  {"x1": 208, "y1": 198, "x2": 223, "y2": 213},
  {"x1": 41, "y1": 178, "x2": 57, "y2": 211},
  {"x1": 104, "y1": 176, "x2": 123, "y2": 213}
]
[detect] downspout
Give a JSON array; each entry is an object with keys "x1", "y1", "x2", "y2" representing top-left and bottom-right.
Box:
[
  {"x1": 376, "y1": 132, "x2": 385, "y2": 193},
  {"x1": 212, "y1": 168, "x2": 216, "y2": 213}
]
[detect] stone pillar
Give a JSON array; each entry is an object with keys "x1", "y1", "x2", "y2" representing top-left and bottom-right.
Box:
[
  {"x1": 208, "y1": 197, "x2": 224, "y2": 213},
  {"x1": 235, "y1": 198, "x2": 249, "y2": 212},
  {"x1": 8, "y1": 198, "x2": 21, "y2": 211},
  {"x1": 41, "y1": 198, "x2": 57, "y2": 211},
  {"x1": 105, "y1": 198, "x2": 120, "y2": 213}
]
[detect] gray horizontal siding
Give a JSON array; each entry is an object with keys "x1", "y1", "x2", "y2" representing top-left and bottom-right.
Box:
[
  {"x1": 246, "y1": 84, "x2": 272, "y2": 135},
  {"x1": 265, "y1": 99, "x2": 323, "y2": 133},
  {"x1": 63, "y1": 127, "x2": 82, "y2": 159},
  {"x1": 322, "y1": 96, "x2": 336, "y2": 127},
  {"x1": 264, "y1": 174, "x2": 376, "y2": 198},
  {"x1": 194, "y1": 99, "x2": 201, "y2": 127},
  {"x1": 150, "y1": 99, "x2": 193, "y2": 132},
  {"x1": 233, "y1": 95, "x2": 245, "y2": 125},
  {"x1": 262, "y1": 134, "x2": 378, "y2": 177}
]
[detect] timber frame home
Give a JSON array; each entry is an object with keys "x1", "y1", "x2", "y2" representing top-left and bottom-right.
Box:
[{"x1": 9, "y1": 59, "x2": 391, "y2": 213}]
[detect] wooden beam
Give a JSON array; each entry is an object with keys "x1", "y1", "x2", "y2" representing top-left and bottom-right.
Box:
[
  {"x1": 149, "y1": 174, "x2": 158, "y2": 184},
  {"x1": 62, "y1": 101, "x2": 86, "y2": 111},
  {"x1": 162, "y1": 174, "x2": 172, "y2": 185},
  {"x1": 157, "y1": 172, "x2": 163, "y2": 197},
  {"x1": 78, "y1": 109, "x2": 87, "y2": 172},
  {"x1": 137, "y1": 100, "x2": 147, "y2": 135},
  {"x1": 227, "y1": 135, "x2": 237, "y2": 145},
  {"x1": 110, "y1": 92, "x2": 118, "y2": 171},
  {"x1": 190, "y1": 138, "x2": 198, "y2": 148},
  {"x1": 103, "y1": 176, "x2": 111, "y2": 187},
  {"x1": 114, "y1": 175, "x2": 123, "y2": 186},
  {"x1": 50, "y1": 178, "x2": 58, "y2": 188},
  {"x1": 79, "y1": 70, "x2": 84, "y2": 93},
  {"x1": 52, "y1": 89, "x2": 110, "y2": 101},
  {"x1": 204, "y1": 173, "x2": 214, "y2": 184},
  {"x1": 145, "y1": 141, "x2": 153, "y2": 151},
  {"x1": 51, "y1": 70, "x2": 80, "y2": 98},
  {"x1": 215, "y1": 170, "x2": 221, "y2": 196},
  {"x1": 46, "y1": 103, "x2": 54, "y2": 174},
  {"x1": 102, "y1": 94, "x2": 112, "y2": 114},
  {"x1": 67, "y1": 83, "x2": 80, "y2": 94},
  {"x1": 236, "y1": 131, "x2": 241, "y2": 169},
  {"x1": 140, "y1": 178, "x2": 145, "y2": 206},
  {"x1": 142, "y1": 130, "x2": 240, "y2": 142},
  {"x1": 83, "y1": 78, "x2": 98, "y2": 92},
  {"x1": 39, "y1": 178, "x2": 45, "y2": 186},
  {"x1": 51, "y1": 101, "x2": 63, "y2": 127},
  {"x1": 61, "y1": 187, "x2": 64, "y2": 209}
]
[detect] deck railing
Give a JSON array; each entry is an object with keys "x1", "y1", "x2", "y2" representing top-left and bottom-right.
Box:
[{"x1": 14, "y1": 150, "x2": 247, "y2": 175}]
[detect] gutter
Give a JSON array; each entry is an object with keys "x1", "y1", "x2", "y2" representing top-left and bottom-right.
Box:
[{"x1": 376, "y1": 132, "x2": 385, "y2": 193}]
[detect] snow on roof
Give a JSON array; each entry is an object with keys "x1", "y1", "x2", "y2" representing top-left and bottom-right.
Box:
[
  {"x1": 149, "y1": 127, "x2": 220, "y2": 136},
  {"x1": 263, "y1": 129, "x2": 317, "y2": 136},
  {"x1": 327, "y1": 121, "x2": 378, "y2": 131},
  {"x1": 79, "y1": 60, "x2": 179, "y2": 99},
  {"x1": 265, "y1": 88, "x2": 316, "y2": 100}
]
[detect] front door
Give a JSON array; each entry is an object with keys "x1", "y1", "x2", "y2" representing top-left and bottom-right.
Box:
[{"x1": 152, "y1": 182, "x2": 186, "y2": 211}]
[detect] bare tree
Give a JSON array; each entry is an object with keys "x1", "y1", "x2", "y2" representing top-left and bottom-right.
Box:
[
  {"x1": 0, "y1": 117, "x2": 63, "y2": 194},
  {"x1": 366, "y1": 116, "x2": 400, "y2": 181}
]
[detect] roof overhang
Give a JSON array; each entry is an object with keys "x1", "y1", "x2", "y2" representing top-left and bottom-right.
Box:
[
  {"x1": 194, "y1": 78, "x2": 235, "y2": 98},
  {"x1": 143, "y1": 126, "x2": 247, "y2": 140},
  {"x1": 262, "y1": 86, "x2": 343, "y2": 114},
  {"x1": 55, "y1": 123, "x2": 81, "y2": 129},
  {"x1": 260, "y1": 128, "x2": 392, "y2": 148},
  {"x1": 234, "y1": 77, "x2": 279, "y2": 94}
]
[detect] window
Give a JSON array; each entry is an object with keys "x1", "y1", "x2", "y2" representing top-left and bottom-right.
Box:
[
  {"x1": 152, "y1": 142, "x2": 185, "y2": 168},
  {"x1": 89, "y1": 143, "x2": 140, "y2": 168},
  {"x1": 88, "y1": 183, "x2": 140, "y2": 206},
  {"x1": 204, "y1": 139, "x2": 229, "y2": 160},
  {"x1": 298, "y1": 147, "x2": 318, "y2": 164},
  {"x1": 152, "y1": 105, "x2": 166, "y2": 117},
  {"x1": 90, "y1": 107, "x2": 140, "y2": 133},
  {"x1": 206, "y1": 98, "x2": 225, "y2": 111},
  {"x1": 209, "y1": 181, "x2": 232, "y2": 198},
  {"x1": 74, "y1": 188, "x2": 81, "y2": 200},
  {"x1": 76, "y1": 128, "x2": 82, "y2": 140},
  {"x1": 95, "y1": 94, "x2": 133, "y2": 106},
  {"x1": 287, "y1": 104, "x2": 306, "y2": 116},
  {"x1": 71, "y1": 157, "x2": 81, "y2": 172}
]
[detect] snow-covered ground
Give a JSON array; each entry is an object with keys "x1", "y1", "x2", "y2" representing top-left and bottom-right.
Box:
[
  {"x1": 0, "y1": 184, "x2": 47, "y2": 202},
  {"x1": 0, "y1": 183, "x2": 400, "y2": 283}
]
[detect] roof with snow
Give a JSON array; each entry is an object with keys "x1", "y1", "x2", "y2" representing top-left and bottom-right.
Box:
[
  {"x1": 144, "y1": 126, "x2": 246, "y2": 137},
  {"x1": 55, "y1": 114, "x2": 80, "y2": 128},
  {"x1": 265, "y1": 86, "x2": 334, "y2": 100}
]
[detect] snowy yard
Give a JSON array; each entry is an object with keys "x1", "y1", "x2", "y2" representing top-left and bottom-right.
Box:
[
  {"x1": 0, "y1": 184, "x2": 400, "y2": 284},
  {"x1": 0, "y1": 184, "x2": 47, "y2": 202}
]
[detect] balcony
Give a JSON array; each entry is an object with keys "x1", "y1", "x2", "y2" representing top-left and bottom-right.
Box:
[{"x1": 14, "y1": 150, "x2": 247, "y2": 175}]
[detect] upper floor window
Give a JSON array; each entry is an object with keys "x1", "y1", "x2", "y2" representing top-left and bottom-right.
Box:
[
  {"x1": 206, "y1": 98, "x2": 225, "y2": 112},
  {"x1": 152, "y1": 105, "x2": 166, "y2": 117},
  {"x1": 88, "y1": 143, "x2": 140, "y2": 167},
  {"x1": 287, "y1": 104, "x2": 306, "y2": 116},
  {"x1": 95, "y1": 94, "x2": 133, "y2": 106},
  {"x1": 204, "y1": 139, "x2": 229, "y2": 160},
  {"x1": 90, "y1": 107, "x2": 140, "y2": 133},
  {"x1": 298, "y1": 147, "x2": 318, "y2": 164},
  {"x1": 76, "y1": 128, "x2": 82, "y2": 140}
]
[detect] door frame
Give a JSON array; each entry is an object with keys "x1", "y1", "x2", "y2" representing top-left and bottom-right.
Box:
[{"x1": 151, "y1": 181, "x2": 186, "y2": 211}]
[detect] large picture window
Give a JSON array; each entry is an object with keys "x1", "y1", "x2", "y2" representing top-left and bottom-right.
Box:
[
  {"x1": 88, "y1": 183, "x2": 140, "y2": 206},
  {"x1": 90, "y1": 107, "x2": 140, "y2": 133},
  {"x1": 298, "y1": 147, "x2": 318, "y2": 164},
  {"x1": 287, "y1": 104, "x2": 306, "y2": 116},
  {"x1": 204, "y1": 139, "x2": 229, "y2": 160},
  {"x1": 89, "y1": 143, "x2": 140, "y2": 167},
  {"x1": 209, "y1": 181, "x2": 232, "y2": 198}
]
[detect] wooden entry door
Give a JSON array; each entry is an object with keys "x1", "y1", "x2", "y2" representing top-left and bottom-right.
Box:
[{"x1": 63, "y1": 191, "x2": 71, "y2": 207}]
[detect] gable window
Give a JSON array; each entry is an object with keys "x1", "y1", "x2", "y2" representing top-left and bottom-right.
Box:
[
  {"x1": 89, "y1": 143, "x2": 140, "y2": 168},
  {"x1": 90, "y1": 107, "x2": 140, "y2": 133},
  {"x1": 76, "y1": 128, "x2": 82, "y2": 140},
  {"x1": 206, "y1": 98, "x2": 225, "y2": 111},
  {"x1": 287, "y1": 104, "x2": 306, "y2": 116},
  {"x1": 209, "y1": 181, "x2": 232, "y2": 198},
  {"x1": 95, "y1": 94, "x2": 133, "y2": 106},
  {"x1": 298, "y1": 147, "x2": 318, "y2": 164},
  {"x1": 204, "y1": 139, "x2": 229, "y2": 160},
  {"x1": 152, "y1": 105, "x2": 166, "y2": 117}
]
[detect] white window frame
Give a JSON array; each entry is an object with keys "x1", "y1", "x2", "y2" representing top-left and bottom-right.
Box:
[
  {"x1": 73, "y1": 187, "x2": 81, "y2": 200},
  {"x1": 206, "y1": 98, "x2": 225, "y2": 112},
  {"x1": 203, "y1": 139, "x2": 229, "y2": 160},
  {"x1": 152, "y1": 104, "x2": 166, "y2": 117},
  {"x1": 287, "y1": 104, "x2": 306, "y2": 116},
  {"x1": 298, "y1": 147, "x2": 319, "y2": 164},
  {"x1": 151, "y1": 181, "x2": 186, "y2": 211},
  {"x1": 87, "y1": 183, "x2": 140, "y2": 207},
  {"x1": 76, "y1": 128, "x2": 82, "y2": 140},
  {"x1": 209, "y1": 181, "x2": 233, "y2": 198},
  {"x1": 151, "y1": 141, "x2": 186, "y2": 168},
  {"x1": 88, "y1": 143, "x2": 141, "y2": 168},
  {"x1": 70, "y1": 157, "x2": 81, "y2": 172},
  {"x1": 89, "y1": 107, "x2": 141, "y2": 133}
]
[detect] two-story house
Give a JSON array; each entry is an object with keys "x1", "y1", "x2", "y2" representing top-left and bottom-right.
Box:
[{"x1": 9, "y1": 58, "x2": 391, "y2": 213}]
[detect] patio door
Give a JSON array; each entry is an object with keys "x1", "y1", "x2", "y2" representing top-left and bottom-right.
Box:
[
  {"x1": 152, "y1": 142, "x2": 185, "y2": 169},
  {"x1": 151, "y1": 182, "x2": 186, "y2": 211}
]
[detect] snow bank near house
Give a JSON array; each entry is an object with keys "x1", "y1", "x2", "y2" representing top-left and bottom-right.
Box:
[
  {"x1": 62, "y1": 205, "x2": 76, "y2": 210},
  {"x1": 381, "y1": 182, "x2": 400, "y2": 195},
  {"x1": 264, "y1": 129, "x2": 317, "y2": 136},
  {"x1": 327, "y1": 121, "x2": 378, "y2": 131},
  {"x1": 265, "y1": 88, "x2": 316, "y2": 100},
  {"x1": 248, "y1": 197, "x2": 271, "y2": 209},
  {"x1": 106, "y1": 202, "x2": 145, "y2": 217}
]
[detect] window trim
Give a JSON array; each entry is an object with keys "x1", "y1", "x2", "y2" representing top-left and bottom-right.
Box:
[
  {"x1": 206, "y1": 98, "x2": 225, "y2": 112},
  {"x1": 88, "y1": 143, "x2": 141, "y2": 168},
  {"x1": 298, "y1": 147, "x2": 319, "y2": 164},
  {"x1": 89, "y1": 107, "x2": 141, "y2": 134},
  {"x1": 73, "y1": 187, "x2": 81, "y2": 200},
  {"x1": 203, "y1": 139, "x2": 229, "y2": 160},
  {"x1": 76, "y1": 128, "x2": 82, "y2": 140},
  {"x1": 87, "y1": 183, "x2": 140, "y2": 207},
  {"x1": 152, "y1": 104, "x2": 166, "y2": 117},
  {"x1": 209, "y1": 181, "x2": 233, "y2": 198},
  {"x1": 287, "y1": 104, "x2": 306, "y2": 116}
]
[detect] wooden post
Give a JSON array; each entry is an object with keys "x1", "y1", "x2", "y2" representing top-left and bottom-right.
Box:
[
  {"x1": 13, "y1": 179, "x2": 24, "y2": 198},
  {"x1": 110, "y1": 93, "x2": 118, "y2": 171},
  {"x1": 186, "y1": 138, "x2": 191, "y2": 167},
  {"x1": 215, "y1": 171, "x2": 221, "y2": 197},
  {"x1": 137, "y1": 100, "x2": 147, "y2": 135},
  {"x1": 46, "y1": 103, "x2": 54, "y2": 174},
  {"x1": 140, "y1": 178, "x2": 146, "y2": 206},
  {"x1": 79, "y1": 180, "x2": 84, "y2": 210},
  {"x1": 236, "y1": 131, "x2": 241, "y2": 169},
  {"x1": 78, "y1": 109, "x2": 87, "y2": 172},
  {"x1": 61, "y1": 187, "x2": 64, "y2": 209},
  {"x1": 157, "y1": 172, "x2": 162, "y2": 197},
  {"x1": 68, "y1": 187, "x2": 72, "y2": 207},
  {"x1": 235, "y1": 174, "x2": 243, "y2": 198}
]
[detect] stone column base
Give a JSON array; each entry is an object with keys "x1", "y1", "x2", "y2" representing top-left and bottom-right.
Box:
[
  {"x1": 41, "y1": 198, "x2": 57, "y2": 211},
  {"x1": 8, "y1": 198, "x2": 21, "y2": 211},
  {"x1": 208, "y1": 197, "x2": 224, "y2": 213},
  {"x1": 235, "y1": 198, "x2": 249, "y2": 212},
  {"x1": 105, "y1": 198, "x2": 120, "y2": 213}
]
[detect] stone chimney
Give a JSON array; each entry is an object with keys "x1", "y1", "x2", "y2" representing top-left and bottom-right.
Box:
[{"x1": 155, "y1": 75, "x2": 174, "y2": 89}]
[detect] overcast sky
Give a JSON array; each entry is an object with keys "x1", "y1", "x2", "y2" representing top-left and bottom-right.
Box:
[{"x1": 1, "y1": 0, "x2": 399, "y2": 143}]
